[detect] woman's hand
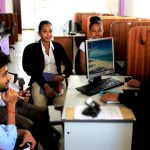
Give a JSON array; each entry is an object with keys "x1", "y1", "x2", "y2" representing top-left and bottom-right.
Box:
[{"x1": 53, "y1": 75, "x2": 64, "y2": 83}]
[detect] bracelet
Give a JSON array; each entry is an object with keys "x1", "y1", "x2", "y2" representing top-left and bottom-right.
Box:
[{"x1": 7, "y1": 109, "x2": 16, "y2": 114}]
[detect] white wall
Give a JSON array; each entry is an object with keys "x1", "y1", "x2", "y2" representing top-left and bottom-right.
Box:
[
  {"x1": 133, "y1": 0, "x2": 150, "y2": 18},
  {"x1": 33, "y1": 0, "x2": 108, "y2": 33},
  {"x1": 9, "y1": 0, "x2": 150, "y2": 30},
  {"x1": 105, "y1": 0, "x2": 118, "y2": 15},
  {"x1": 124, "y1": 0, "x2": 134, "y2": 16},
  {"x1": 5, "y1": 0, "x2": 13, "y2": 13},
  {"x1": 6, "y1": 0, "x2": 119, "y2": 31},
  {"x1": 124, "y1": 0, "x2": 150, "y2": 18},
  {"x1": 21, "y1": 0, "x2": 35, "y2": 29}
]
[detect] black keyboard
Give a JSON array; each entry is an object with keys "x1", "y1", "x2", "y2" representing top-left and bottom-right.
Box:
[{"x1": 76, "y1": 78, "x2": 124, "y2": 96}]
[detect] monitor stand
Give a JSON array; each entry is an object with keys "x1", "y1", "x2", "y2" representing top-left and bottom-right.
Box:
[{"x1": 88, "y1": 76, "x2": 102, "y2": 84}]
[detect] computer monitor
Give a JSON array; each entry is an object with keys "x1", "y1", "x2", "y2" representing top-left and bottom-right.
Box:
[{"x1": 85, "y1": 37, "x2": 115, "y2": 83}]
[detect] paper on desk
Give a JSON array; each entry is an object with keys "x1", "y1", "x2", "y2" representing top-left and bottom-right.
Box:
[{"x1": 74, "y1": 105, "x2": 123, "y2": 120}]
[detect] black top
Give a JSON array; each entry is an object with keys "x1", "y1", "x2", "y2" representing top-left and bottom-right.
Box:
[
  {"x1": 118, "y1": 79, "x2": 150, "y2": 150},
  {"x1": 22, "y1": 40, "x2": 72, "y2": 87}
]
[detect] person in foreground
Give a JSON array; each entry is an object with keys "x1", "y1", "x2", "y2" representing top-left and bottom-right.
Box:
[
  {"x1": 75, "y1": 16, "x2": 103, "y2": 74},
  {"x1": 100, "y1": 78, "x2": 150, "y2": 150},
  {"x1": 22, "y1": 20, "x2": 72, "y2": 109},
  {"x1": 0, "y1": 50, "x2": 60, "y2": 150},
  {"x1": 0, "y1": 62, "x2": 36, "y2": 149}
]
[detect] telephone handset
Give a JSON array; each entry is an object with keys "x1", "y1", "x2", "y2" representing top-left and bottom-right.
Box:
[{"x1": 82, "y1": 98, "x2": 100, "y2": 117}]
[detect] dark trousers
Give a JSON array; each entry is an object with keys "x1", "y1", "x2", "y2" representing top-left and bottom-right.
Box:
[{"x1": 0, "y1": 101, "x2": 59, "y2": 150}]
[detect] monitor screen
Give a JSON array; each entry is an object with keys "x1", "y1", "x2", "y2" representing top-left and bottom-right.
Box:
[{"x1": 85, "y1": 37, "x2": 115, "y2": 82}]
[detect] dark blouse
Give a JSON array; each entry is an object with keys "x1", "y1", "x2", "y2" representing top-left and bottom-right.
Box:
[{"x1": 22, "y1": 40, "x2": 72, "y2": 87}]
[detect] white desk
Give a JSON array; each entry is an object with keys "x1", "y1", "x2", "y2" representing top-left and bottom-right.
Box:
[{"x1": 62, "y1": 75, "x2": 135, "y2": 150}]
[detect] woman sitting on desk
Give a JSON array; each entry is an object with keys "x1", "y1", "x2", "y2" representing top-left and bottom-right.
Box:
[
  {"x1": 100, "y1": 78, "x2": 150, "y2": 150},
  {"x1": 75, "y1": 16, "x2": 103, "y2": 75}
]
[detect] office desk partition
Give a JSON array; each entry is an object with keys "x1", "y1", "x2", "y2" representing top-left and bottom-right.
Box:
[
  {"x1": 54, "y1": 32, "x2": 85, "y2": 65},
  {"x1": 62, "y1": 75, "x2": 135, "y2": 150}
]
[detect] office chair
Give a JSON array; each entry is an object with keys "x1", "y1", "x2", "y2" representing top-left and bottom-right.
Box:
[{"x1": 9, "y1": 72, "x2": 25, "y2": 90}]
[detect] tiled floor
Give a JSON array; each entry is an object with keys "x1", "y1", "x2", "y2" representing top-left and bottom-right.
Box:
[
  {"x1": 8, "y1": 30, "x2": 64, "y2": 150},
  {"x1": 8, "y1": 30, "x2": 35, "y2": 88}
]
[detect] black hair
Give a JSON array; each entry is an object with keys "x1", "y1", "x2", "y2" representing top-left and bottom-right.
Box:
[
  {"x1": 38, "y1": 20, "x2": 52, "y2": 32},
  {"x1": 89, "y1": 16, "x2": 103, "y2": 30},
  {"x1": 0, "y1": 49, "x2": 11, "y2": 69},
  {"x1": 90, "y1": 16, "x2": 101, "y2": 23}
]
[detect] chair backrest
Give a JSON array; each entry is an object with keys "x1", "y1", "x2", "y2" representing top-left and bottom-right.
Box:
[
  {"x1": 75, "y1": 49, "x2": 82, "y2": 75},
  {"x1": 127, "y1": 26, "x2": 150, "y2": 82}
]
